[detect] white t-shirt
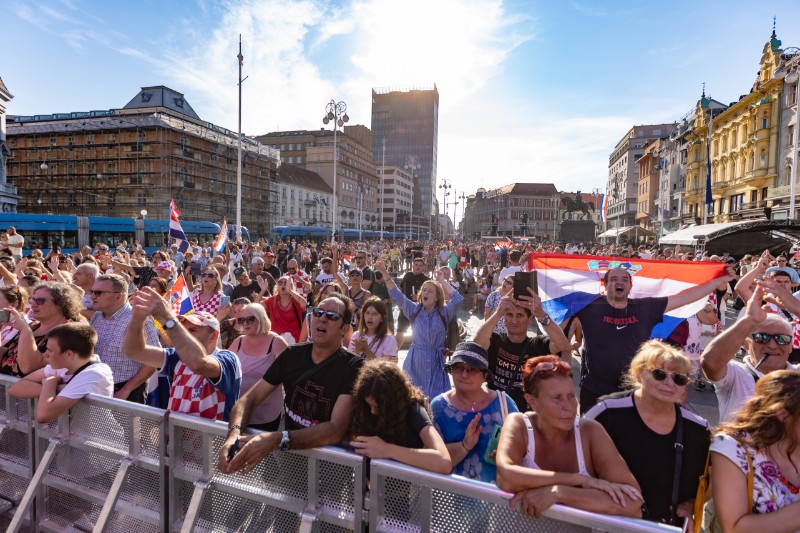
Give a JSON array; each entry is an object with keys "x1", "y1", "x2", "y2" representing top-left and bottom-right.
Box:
[
  {"x1": 498, "y1": 265, "x2": 522, "y2": 283},
  {"x1": 348, "y1": 332, "x2": 398, "y2": 359},
  {"x1": 712, "y1": 359, "x2": 800, "y2": 422},
  {"x1": 43, "y1": 358, "x2": 114, "y2": 399},
  {"x1": 6, "y1": 233, "x2": 24, "y2": 255}
]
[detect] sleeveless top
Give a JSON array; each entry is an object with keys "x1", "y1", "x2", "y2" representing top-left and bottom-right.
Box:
[
  {"x1": 522, "y1": 414, "x2": 590, "y2": 477},
  {"x1": 233, "y1": 335, "x2": 283, "y2": 424}
]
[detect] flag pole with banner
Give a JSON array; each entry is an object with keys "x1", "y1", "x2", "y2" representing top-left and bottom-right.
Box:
[{"x1": 168, "y1": 199, "x2": 190, "y2": 253}]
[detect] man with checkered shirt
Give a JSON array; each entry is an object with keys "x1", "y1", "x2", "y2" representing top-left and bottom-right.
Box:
[{"x1": 123, "y1": 287, "x2": 242, "y2": 421}]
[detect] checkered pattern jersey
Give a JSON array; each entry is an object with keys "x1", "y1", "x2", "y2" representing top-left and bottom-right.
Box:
[
  {"x1": 190, "y1": 290, "x2": 222, "y2": 315},
  {"x1": 293, "y1": 271, "x2": 310, "y2": 297},
  {"x1": 91, "y1": 303, "x2": 160, "y2": 383},
  {"x1": 168, "y1": 360, "x2": 226, "y2": 420}
]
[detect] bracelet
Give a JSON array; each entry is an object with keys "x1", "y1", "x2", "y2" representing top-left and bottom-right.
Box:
[
  {"x1": 461, "y1": 440, "x2": 471, "y2": 452},
  {"x1": 228, "y1": 424, "x2": 242, "y2": 434}
]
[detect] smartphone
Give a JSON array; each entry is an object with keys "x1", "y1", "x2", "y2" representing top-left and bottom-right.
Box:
[
  {"x1": 483, "y1": 424, "x2": 503, "y2": 465},
  {"x1": 513, "y1": 271, "x2": 538, "y2": 300},
  {"x1": 220, "y1": 294, "x2": 231, "y2": 307},
  {"x1": 226, "y1": 438, "x2": 240, "y2": 461},
  {"x1": 0, "y1": 310, "x2": 9, "y2": 323}
]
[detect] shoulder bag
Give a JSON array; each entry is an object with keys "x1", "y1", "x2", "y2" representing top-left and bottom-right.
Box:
[{"x1": 694, "y1": 436, "x2": 754, "y2": 533}]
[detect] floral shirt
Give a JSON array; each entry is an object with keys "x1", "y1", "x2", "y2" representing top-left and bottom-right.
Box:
[
  {"x1": 711, "y1": 433, "x2": 800, "y2": 516},
  {"x1": 484, "y1": 290, "x2": 507, "y2": 334}
]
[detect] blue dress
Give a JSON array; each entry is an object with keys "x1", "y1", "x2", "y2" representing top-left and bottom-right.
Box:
[{"x1": 389, "y1": 286, "x2": 463, "y2": 398}]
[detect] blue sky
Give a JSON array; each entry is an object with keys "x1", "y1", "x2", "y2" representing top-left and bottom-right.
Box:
[{"x1": 4, "y1": 0, "x2": 800, "y2": 222}]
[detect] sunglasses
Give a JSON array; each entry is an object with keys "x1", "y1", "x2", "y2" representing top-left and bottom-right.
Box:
[
  {"x1": 503, "y1": 279, "x2": 513, "y2": 285},
  {"x1": 30, "y1": 297, "x2": 49, "y2": 305},
  {"x1": 650, "y1": 368, "x2": 691, "y2": 387},
  {"x1": 751, "y1": 332, "x2": 793, "y2": 346},
  {"x1": 532, "y1": 361, "x2": 572, "y2": 375},
  {"x1": 236, "y1": 316, "x2": 257, "y2": 325},
  {"x1": 349, "y1": 272, "x2": 362, "y2": 277},
  {"x1": 448, "y1": 364, "x2": 483, "y2": 376},
  {"x1": 90, "y1": 290, "x2": 121, "y2": 297},
  {"x1": 310, "y1": 307, "x2": 343, "y2": 321},
  {"x1": 201, "y1": 273, "x2": 216, "y2": 279},
  {"x1": 356, "y1": 256, "x2": 367, "y2": 260}
]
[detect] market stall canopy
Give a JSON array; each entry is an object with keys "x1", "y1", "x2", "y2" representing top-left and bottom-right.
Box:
[
  {"x1": 597, "y1": 226, "x2": 654, "y2": 238},
  {"x1": 659, "y1": 220, "x2": 800, "y2": 256}
]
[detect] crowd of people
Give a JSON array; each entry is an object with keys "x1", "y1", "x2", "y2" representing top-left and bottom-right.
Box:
[{"x1": 4, "y1": 228, "x2": 800, "y2": 530}]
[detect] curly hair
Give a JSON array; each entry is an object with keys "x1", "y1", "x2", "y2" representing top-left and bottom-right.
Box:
[
  {"x1": 34, "y1": 282, "x2": 84, "y2": 321},
  {"x1": 716, "y1": 370, "x2": 800, "y2": 473},
  {"x1": 350, "y1": 359, "x2": 428, "y2": 446}
]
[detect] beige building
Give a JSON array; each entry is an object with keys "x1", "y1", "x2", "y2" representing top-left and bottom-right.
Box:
[
  {"x1": 5, "y1": 86, "x2": 280, "y2": 237},
  {"x1": 685, "y1": 32, "x2": 784, "y2": 223},
  {"x1": 377, "y1": 165, "x2": 413, "y2": 234},
  {"x1": 473, "y1": 183, "x2": 560, "y2": 239}
]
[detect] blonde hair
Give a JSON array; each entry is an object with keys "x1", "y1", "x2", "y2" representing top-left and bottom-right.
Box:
[
  {"x1": 622, "y1": 339, "x2": 691, "y2": 389},
  {"x1": 240, "y1": 302, "x2": 270, "y2": 335},
  {"x1": 415, "y1": 280, "x2": 446, "y2": 311}
]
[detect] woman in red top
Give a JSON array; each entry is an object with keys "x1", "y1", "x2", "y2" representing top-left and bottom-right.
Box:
[{"x1": 263, "y1": 276, "x2": 306, "y2": 344}]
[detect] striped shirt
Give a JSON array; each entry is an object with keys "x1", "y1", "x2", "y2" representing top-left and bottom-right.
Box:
[{"x1": 91, "y1": 302, "x2": 161, "y2": 383}]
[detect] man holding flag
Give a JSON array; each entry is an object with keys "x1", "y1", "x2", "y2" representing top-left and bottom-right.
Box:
[{"x1": 530, "y1": 254, "x2": 735, "y2": 413}]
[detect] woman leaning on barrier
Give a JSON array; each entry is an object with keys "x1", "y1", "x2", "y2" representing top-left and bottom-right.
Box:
[
  {"x1": 431, "y1": 342, "x2": 518, "y2": 483},
  {"x1": 706, "y1": 370, "x2": 800, "y2": 533},
  {"x1": 348, "y1": 359, "x2": 452, "y2": 474},
  {"x1": 495, "y1": 355, "x2": 644, "y2": 519},
  {"x1": 584, "y1": 340, "x2": 710, "y2": 526},
  {"x1": 0, "y1": 285, "x2": 30, "y2": 376}
]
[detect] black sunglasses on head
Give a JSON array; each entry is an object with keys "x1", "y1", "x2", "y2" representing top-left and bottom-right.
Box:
[{"x1": 310, "y1": 307, "x2": 343, "y2": 321}]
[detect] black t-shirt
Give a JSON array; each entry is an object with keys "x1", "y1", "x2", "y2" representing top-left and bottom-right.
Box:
[
  {"x1": 403, "y1": 403, "x2": 431, "y2": 449},
  {"x1": 264, "y1": 264, "x2": 282, "y2": 280},
  {"x1": 399, "y1": 272, "x2": 430, "y2": 300},
  {"x1": 487, "y1": 332, "x2": 552, "y2": 411},
  {"x1": 576, "y1": 296, "x2": 668, "y2": 395},
  {"x1": 361, "y1": 266, "x2": 376, "y2": 285},
  {"x1": 263, "y1": 343, "x2": 364, "y2": 430},
  {"x1": 586, "y1": 393, "x2": 710, "y2": 524},
  {"x1": 230, "y1": 281, "x2": 256, "y2": 302}
]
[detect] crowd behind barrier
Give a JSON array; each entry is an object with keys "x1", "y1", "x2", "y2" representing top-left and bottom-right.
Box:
[{"x1": 0, "y1": 375, "x2": 680, "y2": 533}]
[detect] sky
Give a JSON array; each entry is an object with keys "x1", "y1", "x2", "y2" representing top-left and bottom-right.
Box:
[{"x1": 4, "y1": 0, "x2": 800, "y2": 226}]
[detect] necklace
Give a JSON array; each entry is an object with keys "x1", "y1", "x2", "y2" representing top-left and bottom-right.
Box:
[{"x1": 453, "y1": 391, "x2": 485, "y2": 412}]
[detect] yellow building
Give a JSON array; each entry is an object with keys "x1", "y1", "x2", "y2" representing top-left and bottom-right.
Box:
[{"x1": 685, "y1": 32, "x2": 784, "y2": 223}]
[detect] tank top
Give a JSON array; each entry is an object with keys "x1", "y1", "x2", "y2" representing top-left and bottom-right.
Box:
[
  {"x1": 233, "y1": 335, "x2": 283, "y2": 424},
  {"x1": 521, "y1": 414, "x2": 590, "y2": 477}
]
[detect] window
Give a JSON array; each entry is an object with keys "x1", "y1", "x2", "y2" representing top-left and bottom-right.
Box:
[
  {"x1": 762, "y1": 116, "x2": 768, "y2": 129},
  {"x1": 138, "y1": 193, "x2": 147, "y2": 205},
  {"x1": 296, "y1": 156, "x2": 302, "y2": 164},
  {"x1": 760, "y1": 153, "x2": 767, "y2": 169},
  {"x1": 731, "y1": 161, "x2": 736, "y2": 178},
  {"x1": 729, "y1": 193, "x2": 744, "y2": 212}
]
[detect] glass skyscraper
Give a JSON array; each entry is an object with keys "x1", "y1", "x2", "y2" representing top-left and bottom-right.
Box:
[{"x1": 371, "y1": 85, "x2": 439, "y2": 231}]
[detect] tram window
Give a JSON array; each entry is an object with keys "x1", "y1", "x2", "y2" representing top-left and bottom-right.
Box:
[
  {"x1": 21, "y1": 231, "x2": 78, "y2": 251},
  {"x1": 145, "y1": 233, "x2": 167, "y2": 249},
  {"x1": 89, "y1": 232, "x2": 135, "y2": 248}
]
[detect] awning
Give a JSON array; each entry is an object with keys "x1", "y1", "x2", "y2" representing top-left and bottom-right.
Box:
[
  {"x1": 659, "y1": 220, "x2": 800, "y2": 256},
  {"x1": 597, "y1": 226, "x2": 654, "y2": 238}
]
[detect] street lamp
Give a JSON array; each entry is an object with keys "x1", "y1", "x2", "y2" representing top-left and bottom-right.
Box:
[
  {"x1": 323, "y1": 100, "x2": 349, "y2": 242},
  {"x1": 141, "y1": 209, "x2": 148, "y2": 220},
  {"x1": 439, "y1": 178, "x2": 452, "y2": 238},
  {"x1": 457, "y1": 192, "x2": 466, "y2": 239}
]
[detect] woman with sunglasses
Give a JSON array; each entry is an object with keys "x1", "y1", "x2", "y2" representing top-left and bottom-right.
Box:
[
  {"x1": 187, "y1": 267, "x2": 225, "y2": 318},
  {"x1": 585, "y1": 340, "x2": 710, "y2": 525},
  {"x1": 0, "y1": 285, "x2": 30, "y2": 376},
  {"x1": 431, "y1": 342, "x2": 519, "y2": 483},
  {"x1": 4, "y1": 282, "x2": 84, "y2": 376},
  {"x1": 496, "y1": 355, "x2": 643, "y2": 519},
  {"x1": 706, "y1": 370, "x2": 800, "y2": 532},
  {"x1": 375, "y1": 259, "x2": 464, "y2": 399},
  {"x1": 263, "y1": 275, "x2": 307, "y2": 345},
  {"x1": 349, "y1": 297, "x2": 397, "y2": 361},
  {"x1": 229, "y1": 303, "x2": 288, "y2": 431},
  {"x1": 483, "y1": 274, "x2": 514, "y2": 334}
]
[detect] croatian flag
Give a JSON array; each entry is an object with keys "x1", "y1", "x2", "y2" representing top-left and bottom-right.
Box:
[
  {"x1": 213, "y1": 219, "x2": 228, "y2": 255},
  {"x1": 528, "y1": 254, "x2": 727, "y2": 338},
  {"x1": 169, "y1": 199, "x2": 189, "y2": 253},
  {"x1": 599, "y1": 194, "x2": 608, "y2": 222},
  {"x1": 168, "y1": 274, "x2": 194, "y2": 315},
  {"x1": 342, "y1": 254, "x2": 353, "y2": 272}
]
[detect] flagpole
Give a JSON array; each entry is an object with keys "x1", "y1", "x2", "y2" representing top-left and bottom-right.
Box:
[{"x1": 236, "y1": 35, "x2": 244, "y2": 243}]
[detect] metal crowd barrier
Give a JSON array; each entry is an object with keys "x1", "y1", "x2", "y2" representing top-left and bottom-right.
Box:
[{"x1": 0, "y1": 376, "x2": 681, "y2": 533}]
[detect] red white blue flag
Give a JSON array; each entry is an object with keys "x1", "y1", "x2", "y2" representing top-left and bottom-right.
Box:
[
  {"x1": 599, "y1": 194, "x2": 608, "y2": 222},
  {"x1": 213, "y1": 219, "x2": 228, "y2": 255},
  {"x1": 169, "y1": 199, "x2": 189, "y2": 253},
  {"x1": 168, "y1": 274, "x2": 194, "y2": 315},
  {"x1": 528, "y1": 254, "x2": 727, "y2": 338}
]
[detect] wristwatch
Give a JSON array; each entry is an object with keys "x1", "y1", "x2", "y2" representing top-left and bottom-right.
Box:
[
  {"x1": 164, "y1": 318, "x2": 178, "y2": 330},
  {"x1": 538, "y1": 314, "x2": 552, "y2": 326},
  {"x1": 279, "y1": 430, "x2": 292, "y2": 451}
]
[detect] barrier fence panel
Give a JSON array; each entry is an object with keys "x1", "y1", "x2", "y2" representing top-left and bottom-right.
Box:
[
  {"x1": 0, "y1": 375, "x2": 36, "y2": 530},
  {"x1": 21, "y1": 394, "x2": 167, "y2": 532},
  {"x1": 168, "y1": 412, "x2": 365, "y2": 533},
  {"x1": 368, "y1": 459, "x2": 682, "y2": 533}
]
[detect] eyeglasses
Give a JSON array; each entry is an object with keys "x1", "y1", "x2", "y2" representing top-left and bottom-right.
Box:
[
  {"x1": 201, "y1": 273, "x2": 216, "y2": 279},
  {"x1": 751, "y1": 332, "x2": 793, "y2": 346},
  {"x1": 356, "y1": 255, "x2": 367, "y2": 260},
  {"x1": 288, "y1": 268, "x2": 297, "y2": 273},
  {"x1": 30, "y1": 297, "x2": 49, "y2": 305},
  {"x1": 310, "y1": 307, "x2": 343, "y2": 321},
  {"x1": 778, "y1": 259, "x2": 788, "y2": 263},
  {"x1": 90, "y1": 290, "x2": 122, "y2": 297},
  {"x1": 532, "y1": 361, "x2": 572, "y2": 375},
  {"x1": 448, "y1": 364, "x2": 483, "y2": 376},
  {"x1": 649, "y1": 368, "x2": 691, "y2": 387},
  {"x1": 236, "y1": 316, "x2": 257, "y2": 325},
  {"x1": 24, "y1": 271, "x2": 38, "y2": 277}
]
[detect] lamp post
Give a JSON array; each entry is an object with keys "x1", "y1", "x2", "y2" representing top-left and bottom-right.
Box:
[
  {"x1": 438, "y1": 178, "x2": 452, "y2": 238},
  {"x1": 458, "y1": 192, "x2": 467, "y2": 240},
  {"x1": 323, "y1": 100, "x2": 349, "y2": 242}
]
